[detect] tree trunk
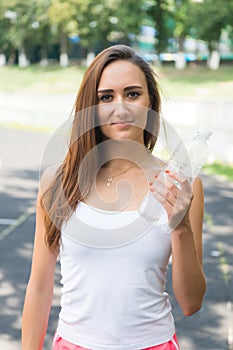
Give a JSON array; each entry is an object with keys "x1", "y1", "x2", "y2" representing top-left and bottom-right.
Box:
[
  {"x1": 40, "y1": 26, "x2": 49, "y2": 67},
  {"x1": 207, "y1": 41, "x2": 220, "y2": 70},
  {"x1": 8, "y1": 48, "x2": 16, "y2": 65},
  {"x1": 0, "y1": 53, "x2": 6, "y2": 67},
  {"x1": 152, "y1": 0, "x2": 166, "y2": 63},
  {"x1": 208, "y1": 50, "x2": 220, "y2": 70},
  {"x1": 59, "y1": 30, "x2": 69, "y2": 67},
  {"x1": 18, "y1": 45, "x2": 29, "y2": 68},
  {"x1": 175, "y1": 34, "x2": 186, "y2": 70},
  {"x1": 86, "y1": 51, "x2": 95, "y2": 66},
  {"x1": 175, "y1": 52, "x2": 186, "y2": 70},
  {"x1": 178, "y1": 35, "x2": 185, "y2": 52}
]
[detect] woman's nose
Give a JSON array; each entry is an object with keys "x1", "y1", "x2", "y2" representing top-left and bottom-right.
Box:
[{"x1": 113, "y1": 101, "x2": 128, "y2": 119}]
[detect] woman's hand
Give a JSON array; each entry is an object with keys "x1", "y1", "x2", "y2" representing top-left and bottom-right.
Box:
[{"x1": 149, "y1": 170, "x2": 193, "y2": 231}]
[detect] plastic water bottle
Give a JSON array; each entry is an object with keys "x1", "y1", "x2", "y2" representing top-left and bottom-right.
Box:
[
  {"x1": 138, "y1": 129, "x2": 212, "y2": 221},
  {"x1": 167, "y1": 129, "x2": 212, "y2": 184}
]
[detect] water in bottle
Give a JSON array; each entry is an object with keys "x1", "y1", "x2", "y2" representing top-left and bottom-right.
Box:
[{"x1": 138, "y1": 129, "x2": 212, "y2": 221}]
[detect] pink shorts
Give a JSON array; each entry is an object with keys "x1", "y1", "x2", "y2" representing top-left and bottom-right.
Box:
[{"x1": 52, "y1": 333, "x2": 180, "y2": 350}]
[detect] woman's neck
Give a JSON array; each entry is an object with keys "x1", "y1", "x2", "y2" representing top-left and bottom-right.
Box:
[{"x1": 99, "y1": 139, "x2": 149, "y2": 170}]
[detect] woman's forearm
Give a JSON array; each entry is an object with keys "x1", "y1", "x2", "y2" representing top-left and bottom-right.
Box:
[
  {"x1": 22, "y1": 282, "x2": 54, "y2": 350},
  {"x1": 171, "y1": 223, "x2": 206, "y2": 316}
]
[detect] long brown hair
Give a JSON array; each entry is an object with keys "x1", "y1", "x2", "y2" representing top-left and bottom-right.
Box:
[{"x1": 42, "y1": 45, "x2": 161, "y2": 250}]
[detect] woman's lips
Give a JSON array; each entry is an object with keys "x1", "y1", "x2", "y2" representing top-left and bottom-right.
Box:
[{"x1": 111, "y1": 121, "x2": 133, "y2": 126}]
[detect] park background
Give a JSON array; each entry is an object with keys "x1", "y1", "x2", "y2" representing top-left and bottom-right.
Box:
[
  {"x1": 0, "y1": 0, "x2": 233, "y2": 349},
  {"x1": 1, "y1": 0, "x2": 233, "y2": 166}
]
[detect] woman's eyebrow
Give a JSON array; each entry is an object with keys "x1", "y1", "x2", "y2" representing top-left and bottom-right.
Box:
[
  {"x1": 97, "y1": 89, "x2": 113, "y2": 93},
  {"x1": 124, "y1": 85, "x2": 143, "y2": 91},
  {"x1": 98, "y1": 86, "x2": 143, "y2": 94}
]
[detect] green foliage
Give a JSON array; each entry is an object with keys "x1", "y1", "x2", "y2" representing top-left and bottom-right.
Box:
[
  {"x1": 76, "y1": 0, "x2": 144, "y2": 49},
  {"x1": 146, "y1": 0, "x2": 173, "y2": 53},
  {"x1": 203, "y1": 162, "x2": 233, "y2": 182},
  {"x1": 47, "y1": 0, "x2": 88, "y2": 35},
  {"x1": 0, "y1": 0, "x2": 146, "y2": 61},
  {"x1": 0, "y1": 0, "x2": 232, "y2": 63},
  {"x1": 145, "y1": 0, "x2": 233, "y2": 55},
  {"x1": 0, "y1": 0, "x2": 38, "y2": 48},
  {"x1": 172, "y1": 0, "x2": 191, "y2": 50},
  {"x1": 189, "y1": 0, "x2": 233, "y2": 51}
]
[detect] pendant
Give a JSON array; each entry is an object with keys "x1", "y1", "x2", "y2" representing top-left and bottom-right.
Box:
[{"x1": 107, "y1": 177, "x2": 113, "y2": 186}]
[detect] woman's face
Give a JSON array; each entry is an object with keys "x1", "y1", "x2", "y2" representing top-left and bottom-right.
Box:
[{"x1": 97, "y1": 60, "x2": 151, "y2": 145}]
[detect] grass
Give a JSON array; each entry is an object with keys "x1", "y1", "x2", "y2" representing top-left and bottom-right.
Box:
[
  {"x1": 155, "y1": 65, "x2": 233, "y2": 99},
  {"x1": 0, "y1": 65, "x2": 85, "y2": 94},
  {"x1": 0, "y1": 122, "x2": 54, "y2": 133},
  {"x1": 203, "y1": 162, "x2": 233, "y2": 182},
  {"x1": 0, "y1": 63, "x2": 232, "y2": 98}
]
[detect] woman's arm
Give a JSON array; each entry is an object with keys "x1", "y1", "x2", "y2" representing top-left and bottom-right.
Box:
[
  {"x1": 22, "y1": 170, "x2": 59, "y2": 349},
  {"x1": 171, "y1": 177, "x2": 206, "y2": 316}
]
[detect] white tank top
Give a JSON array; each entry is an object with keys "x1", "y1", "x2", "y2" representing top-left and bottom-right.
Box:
[{"x1": 56, "y1": 202, "x2": 175, "y2": 350}]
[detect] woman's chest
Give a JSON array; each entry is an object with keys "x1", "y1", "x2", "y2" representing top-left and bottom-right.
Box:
[{"x1": 85, "y1": 170, "x2": 151, "y2": 211}]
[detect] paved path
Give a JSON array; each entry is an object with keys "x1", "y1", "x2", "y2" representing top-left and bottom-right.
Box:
[{"x1": 0, "y1": 128, "x2": 232, "y2": 349}]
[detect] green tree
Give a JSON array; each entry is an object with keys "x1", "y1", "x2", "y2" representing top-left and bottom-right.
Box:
[
  {"x1": 0, "y1": 0, "x2": 53, "y2": 66},
  {"x1": 1, "y1": 0, "x2": 41, "y2": 66},
  {"x1": 107, "y1": 0, "x2": 144, "y2": 44},
  {"x1": 168, "y1": 0, "x2": 192, "y2": 69},
  {"x1": 146, "y1": 0, "x2": 174, "y2": 56},
  {"x1": 76, "y1": 0, "x2": 144, "y2": 57},
  {"x1": 189, "y1": 0, "x2": 233, "y2": 68},
  {"x1": 33, "y1": 0, "x2": 52, "y2": 66},
  {"x1": 172, "y1": 0, "x2": 191, "y2": 51},
  {"x1": 47, "y1": 0, "x2": 89, "y2": 66},
  {"x1": 189, "y1": 0, "x2": 232, "y2": 52},
  {"x1": 0, "y1": 3, "x2": 11, "y2": 65}
]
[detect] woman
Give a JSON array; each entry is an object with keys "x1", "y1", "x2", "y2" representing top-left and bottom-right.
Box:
[{"x1": 22, "y1": 45, "x2": 206, "y2": 350}]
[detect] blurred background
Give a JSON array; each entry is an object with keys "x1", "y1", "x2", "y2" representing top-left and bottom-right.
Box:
[
  {"x1": 0, "y1": 0, "x2": 233, "y2": 164},
  {"x1": 0, "y1": 1, "x2": 233, "y2": 349}
]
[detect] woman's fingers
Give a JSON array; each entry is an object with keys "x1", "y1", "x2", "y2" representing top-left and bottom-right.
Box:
[
  {"x1": 149, "y1": 171, "x2": 193, "y2": 229},
  {"x1": 151, "y1": 173, "x2": 180, "y2": 201},
  {"x1": 164, "y1": 170, "x2": 192, "y2": 194}
]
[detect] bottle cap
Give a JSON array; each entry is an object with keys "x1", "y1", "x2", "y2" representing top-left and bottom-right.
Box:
[{"x1": 194, "y1": 128, "x2": 213, "y2": 141}]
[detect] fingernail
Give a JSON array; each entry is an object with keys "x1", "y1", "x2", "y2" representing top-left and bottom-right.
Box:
[
  {"x1": 149, "y1": 182, "x2": 154, "y2": 186},
  {"x1": 165, "y1": 170, "x2": 170, "y2": 174},
  {"x1": 154, "y1": 175, "x2": 158, "y2": 179}
]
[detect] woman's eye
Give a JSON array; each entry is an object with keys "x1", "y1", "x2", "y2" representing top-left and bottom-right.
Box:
[
  {"x1": 128, "y1": 91, "x2": 140, "y2": 99},
  {"x1": 99, "y1": 94, "x2": 112, "y2": 102}
]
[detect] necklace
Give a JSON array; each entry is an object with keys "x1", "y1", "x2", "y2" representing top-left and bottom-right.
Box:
[{"x1": 106, "y1": 161, "x2": 143, "y2": 187}]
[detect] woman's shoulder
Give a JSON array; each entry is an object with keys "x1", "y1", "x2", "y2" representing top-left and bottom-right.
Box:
[
  {"x1": 39, "y1": 163, "x2": 62, "y2": 194},
  {"x1": 192, "y1": 176, "x2": 204, "y2": 196},
  {"x1": 142, "y1": 153, "x2": 166, "y2": 171}
]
